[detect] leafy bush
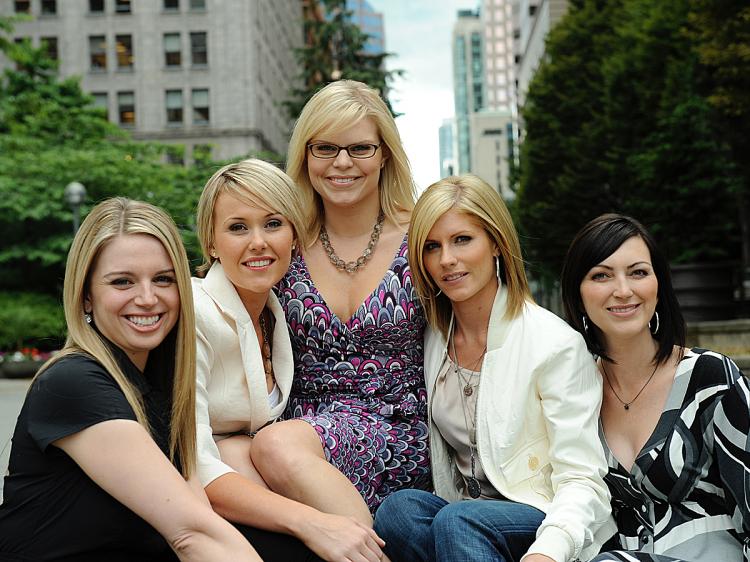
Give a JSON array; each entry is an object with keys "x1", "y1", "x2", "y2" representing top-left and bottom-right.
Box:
[{"x1": 0, "y1": 291, "x2": 65, "y2": 350}]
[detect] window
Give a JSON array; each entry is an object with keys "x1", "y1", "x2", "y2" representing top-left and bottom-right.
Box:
[
  {"x1": 191, "y1": 89, "x2": 209, "y2": 124},
  {"x1": 14, "y1": 1, "x2": 30, "y2": 13},
  {"x1": 116, "y1": 34, "x2": 133, "y2": 69},
  {"x1": 164, "y1": 0, "x2": 179, "y2": 10},
  {"x1": 118, "y1": 91, "x2": 135, "y2": 125},
  {"x1": 190, "y1": 32, "x2": 207, "y2": 66},
  {"x1": 529, "y1": 4, "x2": 538, "y2": 16},
  {"x1": 166, "y1": 146, "x2": 184, "y2": 165},
  {"x1": 165, "y1": 90, "x2": 183, "y2": 124},
  {"x1": 89, "y1": 35, "x2": 107, "y2": 71},
  {"x1": 190, "y1": 0, "x2": 206, "y2": 9},
  {"x1": 41, "y1": 36, "x2": 58, "y2": 60},
  {"x1": 89, "y1": 0, "x2": 104, "y2": 12},
  {"x1": 92, "y1": 92, "x2": 108, "y2": 119},
  {"x1": 163, "y1": 33, "x2": 181, "y2": 67},
  {"x1": 116, "y1": 0, "x2": 132, "y2": 13},
  {"x1": 41, "y1": 0, "x2": 57, "y2": 15}
]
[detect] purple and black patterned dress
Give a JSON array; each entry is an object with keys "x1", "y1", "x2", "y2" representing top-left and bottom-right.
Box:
[{"x1": 276, "y1": 236, "x2": 431, "y2": 512}]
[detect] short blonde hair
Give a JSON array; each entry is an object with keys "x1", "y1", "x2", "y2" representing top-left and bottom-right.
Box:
[
  {"x1": 286, "y1": 80, "x2": 416, "y2": 243},
  {"x1": 42, "y1": 197, "x2": 196, "y2": 478},
  {"x1": 195, "y1": 158, "x2": 308, "y2": 275},
  {"x1": 408, "y1": 175, "x2": 533, "y2": 337}
]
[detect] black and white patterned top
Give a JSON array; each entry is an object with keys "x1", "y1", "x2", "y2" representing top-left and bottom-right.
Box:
[{"x1": 598, "y1": 348, "x2": 749, "y2": 562}]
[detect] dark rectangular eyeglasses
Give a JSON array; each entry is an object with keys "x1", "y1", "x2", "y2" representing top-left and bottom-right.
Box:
[{"x1": 307, "y1": 142, "x2": 381, "y2": 159}]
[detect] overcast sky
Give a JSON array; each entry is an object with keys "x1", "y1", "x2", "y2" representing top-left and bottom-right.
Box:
[{"x1": 368, "y1": 1, "x2": 480, "y2": 192}]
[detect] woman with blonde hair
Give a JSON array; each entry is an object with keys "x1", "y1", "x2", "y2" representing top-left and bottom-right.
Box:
[
  {"x1": 250, "y1": 79, "x2": 430, "y2": 539},
  {"x1": 374, "y1": 175, "x2": 615, "y2": 562},
  {"x1": 0, "y1": 197, "x2": 260, "y2": 561},
  {"x1": 193, "y1": 158, "x2": 381, "y2": 561}
]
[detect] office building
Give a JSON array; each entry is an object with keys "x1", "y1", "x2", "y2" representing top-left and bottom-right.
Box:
[{"x1": 1, "y1": 0, "x2": 303, "y2": 162}]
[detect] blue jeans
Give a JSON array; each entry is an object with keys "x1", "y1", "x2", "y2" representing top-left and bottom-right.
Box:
[{"x1": 374, "y1": 489, "x2": 545, "y2": 562}]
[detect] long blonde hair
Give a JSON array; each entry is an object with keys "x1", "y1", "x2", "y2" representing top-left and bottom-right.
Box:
[
  {"x1": 39, "y1": 197, "x2": 196, "y2": 477},
  {"x1": 286, "y1": 80, "x2": 416, "y2": 243},
  {"x1": 195, "y1": 158, "x2": 308, "y2": 276},
  {"x1": 408, "y1": 175, "x2": 533, "y2": 338}
]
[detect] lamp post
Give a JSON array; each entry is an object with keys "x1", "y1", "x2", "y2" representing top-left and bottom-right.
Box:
[{"x1": 64, "y1": 181, "x2": 86, "y2": 234}]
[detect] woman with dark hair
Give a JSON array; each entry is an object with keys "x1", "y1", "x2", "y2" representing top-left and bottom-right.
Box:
[{"x1": 561, "y1": 213, "x2": 749, "y2": 561}]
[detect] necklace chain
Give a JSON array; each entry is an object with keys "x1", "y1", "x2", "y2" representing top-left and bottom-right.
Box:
[
  {"x1": 258, "y1": 308, "x2": 275, "y2": 384},
  {"x1": 319, "y1": 212, "x2": 384, "y2": 274},
  {"x1": 601, "y1": 360, "x2": 658, "y2": 411},
  {"x1": 450, "y1": 323, "x2": 486, "y2": 499}
]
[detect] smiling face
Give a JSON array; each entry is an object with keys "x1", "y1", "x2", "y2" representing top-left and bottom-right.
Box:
[
  {"x1": 423, "y1": 209, "x2": 499, "y2": 309},
  {"x1": 579, "y1": 235, "x2": 659, "y2": 346},
  {"x1": 305, "y1": 117, "x2": 385, "y2": 211},
  {"x1": 212, "y1": 192, "x2": 295, "y2": 309},
  {"x1": 85, "y1": 234, "x2": 180, "y2": 371}
]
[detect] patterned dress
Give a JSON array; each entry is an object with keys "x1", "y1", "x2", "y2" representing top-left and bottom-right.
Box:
[
  {"x1": 592, "y1": 349, "x2": 750, "y2": 562},
  {"x1": 276, "y1": 236, "x2": 431, "y2": 511}
]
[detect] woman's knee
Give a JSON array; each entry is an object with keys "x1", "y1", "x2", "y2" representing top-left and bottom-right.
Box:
[{"x1": 250, "y1": 420, "x2": 323, "y2": 479}]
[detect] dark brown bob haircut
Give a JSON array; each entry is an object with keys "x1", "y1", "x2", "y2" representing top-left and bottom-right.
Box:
[{"x1": 561, "y1": 213, "x2": 685, "y2": 366}]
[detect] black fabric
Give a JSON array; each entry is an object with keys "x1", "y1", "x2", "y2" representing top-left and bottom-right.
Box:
[{"x1": 0, "y1": 351, "x2": 175, "y2": 561}]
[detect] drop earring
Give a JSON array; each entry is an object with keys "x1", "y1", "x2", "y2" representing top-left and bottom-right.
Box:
[
  {"x1": 85, "y1": 313, "x2": 92, "y2": 324},
  {"x1": 582, "y1": 315, "x2": 589, "y2": 333}
]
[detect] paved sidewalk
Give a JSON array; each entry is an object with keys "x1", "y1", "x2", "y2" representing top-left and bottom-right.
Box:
[{"x1": 0, "y1": 378, "x2": 31, "y2": 501}]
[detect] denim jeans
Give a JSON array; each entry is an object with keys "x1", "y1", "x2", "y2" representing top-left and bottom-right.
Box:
[{"x1": 374, "y1": 489, "x2": 545, "y2": 562}]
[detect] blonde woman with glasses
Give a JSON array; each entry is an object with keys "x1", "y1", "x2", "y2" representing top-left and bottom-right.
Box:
[{"x1": 247, "y1": 80, "x2": 430, "y2": 560}]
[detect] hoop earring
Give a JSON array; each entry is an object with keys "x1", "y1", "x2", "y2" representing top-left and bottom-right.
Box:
[
  {"x1": 85, "y1": 313, "x2": 92, "y2": 324},
  {"x1": 649, "y1": 311, "x2": 660, "y2": 335},
  {"x1": 582, "y1": 315, "x2": 589, "y2": 333},
  {"x1": 495, "y1": 255, "x2": 501, "y2": 278},
  {"x1": 435, "y1": 289, "x2": 443, "y2": 297}
]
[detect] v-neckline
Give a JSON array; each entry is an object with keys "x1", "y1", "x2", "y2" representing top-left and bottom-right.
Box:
[
  {"x1": 296, "y1": 233, "x2": 407, "y2": 326},
  {"x1": 600, "y1": 350, "x2": 694, "y2": 475}
]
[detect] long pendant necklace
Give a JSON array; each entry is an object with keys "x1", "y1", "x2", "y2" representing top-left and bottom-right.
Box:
[
  {"x1": 319, "y1": 211, "x2": 385, "y2": 274},
  {"x1": 450, "y1": 325, "x2": 486, "y2": 499},
  {"x1": 601, "y1": 360, "x2": 658, "y2": 411},
  {"x1": 258, "y1": 308, "x2": 275, "y2": 389}
]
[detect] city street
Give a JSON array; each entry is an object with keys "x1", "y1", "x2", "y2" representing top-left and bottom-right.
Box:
[{"x1": 0, "y1": 378, "x2": 31, "y2": 501}]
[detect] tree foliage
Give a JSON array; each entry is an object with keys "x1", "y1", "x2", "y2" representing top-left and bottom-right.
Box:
[
  {"x1": 516, "y1": 0, "x2": 744, "y2": 283},
  {"x1": 283, "y1": 0, "x2": 402, "y2": 119},
  {"x1": 0, "y1": 17, "x2": 255, "y2": 347}
]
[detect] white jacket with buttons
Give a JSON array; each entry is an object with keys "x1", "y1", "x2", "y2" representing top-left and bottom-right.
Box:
[
  {"x1": 192, "y1": 262, "x2": 294, "y2": 487},
  {"x1": 425, "y1": 284, "x2": 616, "y2": 562}
]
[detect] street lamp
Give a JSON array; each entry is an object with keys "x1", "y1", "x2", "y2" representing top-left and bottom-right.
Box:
[{"x1": 64, "y1": 181, "x2": 86, "y2": 234}]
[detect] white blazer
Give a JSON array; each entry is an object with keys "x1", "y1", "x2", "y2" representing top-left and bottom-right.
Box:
[
  {"x1": 192, "y1": 262, "x2": 294, "y2": 487},
  {"x1": 425, "y1": 284, "x2": 616, "y2": 562}
]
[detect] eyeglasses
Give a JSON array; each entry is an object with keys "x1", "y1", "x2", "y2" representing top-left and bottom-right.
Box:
[{"x1": 307, "y1": 142, "x2": 381, "y2": 159}]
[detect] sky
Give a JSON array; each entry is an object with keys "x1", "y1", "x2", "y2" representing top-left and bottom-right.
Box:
[{"x1": 367, "y1": 1, "x2": 479, "y2": 192}]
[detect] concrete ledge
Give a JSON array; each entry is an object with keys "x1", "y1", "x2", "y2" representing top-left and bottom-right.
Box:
[{"x1": 687, "y1": 319, "x2": 750, "y2": 371}]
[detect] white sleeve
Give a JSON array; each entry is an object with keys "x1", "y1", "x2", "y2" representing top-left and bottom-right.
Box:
[
  {"x1": 195, "y1": 318, "x2": 236, "y2": 487},
  {"x1": 524, "y1": 334, "x2": 613, "y2": 562}
]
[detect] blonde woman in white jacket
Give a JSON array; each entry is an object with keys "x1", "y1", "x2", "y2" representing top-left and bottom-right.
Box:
[
  {"x1": 374, "y1": 175, "x2": 616, "y2": 562},
  {"x1": 193, "y1": 159, "x2": 383, "y2": 562}
]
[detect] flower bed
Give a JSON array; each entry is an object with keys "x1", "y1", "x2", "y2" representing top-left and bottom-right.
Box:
[{"x1": 0, "y1": 349, "x2": 57, "y2": 379}]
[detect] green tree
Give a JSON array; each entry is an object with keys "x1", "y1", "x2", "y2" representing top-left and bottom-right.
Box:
[
  {"x1": 283, "y1": 0, "x2": 401, "y2": 119},
  {"x1": 515, "y1": 0, "x2": 741, "y2": 285}
]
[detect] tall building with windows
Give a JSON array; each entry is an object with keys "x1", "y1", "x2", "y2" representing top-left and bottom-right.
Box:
[
  {"x1": 346, "y1": 0, "x2": 384, "y2": 56},
  {"x1": 438, "y1": 118, "x2": 455, "y2": 178},
  {"x1": 451, "y1": 5, "x2": 515, "y2": 198},
  {"x1": 452, "y1": 9, "x2": 483, "y2": 176},
  {"x1": 0, "y1": 0, "x2": 303, "y2": 162}
]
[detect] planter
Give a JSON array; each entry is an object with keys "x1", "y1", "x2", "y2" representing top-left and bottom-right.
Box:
[
  {"x1": 671, "y1": 261, "x2": 738, "y2": 322},
  {"x1": 0, "y1": 359, "x2": 45, "y2": 379}
]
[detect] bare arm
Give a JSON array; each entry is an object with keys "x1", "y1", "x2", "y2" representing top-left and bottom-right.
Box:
[
  {"x1": 55, "y1": 419, "x2": 260, "y2": 562},
  {"x1": 207, "y1": 472, "x2": 384, "y2": 562}
]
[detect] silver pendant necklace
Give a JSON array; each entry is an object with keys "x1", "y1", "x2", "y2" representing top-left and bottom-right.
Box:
[{"x1": 450, "y1": 324, "x2": 486, "y2": 499}]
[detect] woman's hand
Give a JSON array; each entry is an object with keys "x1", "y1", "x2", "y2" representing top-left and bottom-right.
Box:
[
  {"x1": 299, "y1": 511, "x2": 386, "y2": 562},
  {"x1": 522, "y1": 555, "x2": 556, "y2": 562}
]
